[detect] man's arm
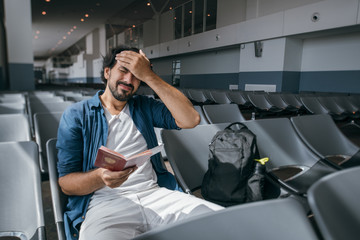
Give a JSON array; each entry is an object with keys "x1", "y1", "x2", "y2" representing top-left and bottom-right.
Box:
[
  {"x1": 58, "y1": 167, "x2": 136, "y2": 196},
  {"x1": 57, "y1": 106, "x2": 137, "y2": 196},
  {"x1": 116, "y1": 50, "x2": 200, "y2": 129}
]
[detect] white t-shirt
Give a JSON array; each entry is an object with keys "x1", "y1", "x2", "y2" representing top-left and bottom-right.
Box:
[{"x1": 90, "y1": 104, "x2": 158, "y2": 203}]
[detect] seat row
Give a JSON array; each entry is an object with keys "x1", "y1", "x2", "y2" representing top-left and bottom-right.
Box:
[
  {"x1": 180, "y1": 88, "x2": 360, "y2": 120},
  {"x1": 45, "y1": 113, "x2": 360, "y2": 240},
  {"x1": 153, "y1": 114, "x2": 360, "y2": 239}
]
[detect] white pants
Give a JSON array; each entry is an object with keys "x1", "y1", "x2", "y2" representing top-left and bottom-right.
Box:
[{"x1": 79, "y1": 187, "x2": 223, "y2": 240}]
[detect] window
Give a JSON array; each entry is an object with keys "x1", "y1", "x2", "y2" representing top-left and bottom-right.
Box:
[
  {"x1": 174, "y1": 6, "x2": 183, "y2": 39},
  {"x1": 183, "y1": 2, "x2": 193, "y2": 37},
  {"x1": 205, "y1": 0, "x2": 217, "y2": 31},
  {"x1": 174, "y1": 0, "x2": 216, "y2": 39},
  {"x1": 194, "y1": 0, "x2": 204, "y2": 34},
  {"x1": 172, "y1": 60, "x2": 181, "y2": 87},
  {"x1": 124, "y1": 25, "x2": 143, "y2": 49}
]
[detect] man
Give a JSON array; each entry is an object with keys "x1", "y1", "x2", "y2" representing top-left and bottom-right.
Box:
[{"x1": 56, "y1": 46, "x2": 223, "y2": 240}]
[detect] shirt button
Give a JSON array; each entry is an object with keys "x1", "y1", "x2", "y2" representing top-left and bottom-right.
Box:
[
  {"x1": 82, "y1": 216, "x2": 85, "y2": 219},
  {"x1": 73, "y1": 233, "x2": 77, "y2": 237}
]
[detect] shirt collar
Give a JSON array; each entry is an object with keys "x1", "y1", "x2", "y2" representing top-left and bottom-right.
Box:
[{"x1": 88, "y1": 90, "x2": 104, "y2": 109}]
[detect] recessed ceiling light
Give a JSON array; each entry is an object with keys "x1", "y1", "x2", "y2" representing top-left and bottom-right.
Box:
[
  {"x1": 34, "y1": 36, "x2": 39, "y2": 39},
  {"x1": 63, "y1": 36, "x2": 67, "y2": 40},
  {"x1": 42, "y1": 11, "x2": 47, "y2": 15},
  {"x1": 36, "y1": 30, "x2": 40, "y2": 34},
  {"x1": 73, "y1": 26, "x2": 77, "y2": 29},
  {"x1": 85, "y1": 14, "x2": 89, "y2": 17},
  {"x1": 80, "y1": 18, "x2": 84, "y2": 22},
  {"x1": 147, "y1": 2, "x2": 151, "y2": 6},
  {"x1": 45, "y1": 0, "x2": 51, "y2": 2}
]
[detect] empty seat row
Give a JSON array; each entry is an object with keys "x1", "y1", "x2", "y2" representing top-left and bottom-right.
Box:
[
  {"x1": 161, "y1": 114, "x2": 359, "y2": 197},
  {"x1": 181, "y1": 88, "x2": 360, "y2": 121}
]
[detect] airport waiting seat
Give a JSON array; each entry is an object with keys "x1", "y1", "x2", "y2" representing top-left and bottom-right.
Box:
[
  {"x1": 34, "y1": 112, "x2": 63, "y2": 173},
  {"x1": 0, "y1": 141, "x2": 46, "y2": 239},
  {"x1": 28, "y1": 91, "x2": 55, "y2": 98},
  {"x1": 226, "y1": 91, "x2": 253, "y2": 109},
  {"x1": 291, "y1": 114, "x2": 360, "y2": 168},
  {"x1": 333, "y1": 95, "x2": 360, "y2": 117},
  {"x1": 243, "y1": 118, "x2": 336, "y2": 195},
  {"x1": 209, "y1": 90, "x2": 231, "y2": 104},
  {"x1": 280, "y1": 93, "x2": 304, "y2": 111},
  {"x1": 65, "y1": 95, "x2": 92, "y2": 102},
  {"x1": 0, "y1": 102, "x2": 26, "y2": 114},
  {"x1": 0, "y1": 113, "x2": 31, "y2": 142},
  {"x1": 0, "y1": 93, "x2": 26, "y2": 104},
  {"x1": 266, "y1": 93, "x2": 299, "y2": 113},
  {"x1": 28, "y1": 101, "x2": 73, "y2": 137},
  {"x1": 161, "y1": 123, "x2": 230, "y2": 193},
  {"x1": 194, "y1": 105, "x2": 209, "y2": 124},
  {"x1": 307, "y1": 166, "x2": 360, "y2": 240},
  {"x1": 247, "y1": 92, "x2": 283, "y2": 115},
  {"x1": 187, "y1": 89, "x2": 209, "y2": 104},
  {"x1": 202, "y1": 103, "x2": 246, "y2": 124},
  {"x1": 300, "y1": 96, "x2": 329, "y2": 115},
  {"x1": 46, "y1": 138, "x2": 67, "y2": 240},
  {"x1": 317, "y1": 96, "x2": 349, "y2": 120},
  {"x1": 134, "y1": 197, "x2": 319, "y2": 240}
]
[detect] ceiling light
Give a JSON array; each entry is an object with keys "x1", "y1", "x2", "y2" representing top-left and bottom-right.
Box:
[
  {"x1": 42, "y1": 11, "x2": 47, "y2": 15},
  {"x1": 132, "y1": 25, "x2": 136, "y2": 28},
  {"x1": 63, "y1": 36, "x2": 67, "y2": 40},
  {"x1": 45, "y1": 0, "x2": 50, "y2": 2},
  {"x1": 85, "y1": 14, "x2": 89, "y2": 17},
  {"x1": 34, "y1": 36, "x2": 39, "y2": 39},
  {"x1": 147, "y1": 2, "x2": 151, "y2": 6},
  {"x1": 36, "y1": 30, "x2": 40, "y2": 34},
  {"x1": 73, "y1": 26, "x2": 77, "y2": 29},
  {"x1": 81, "y1": 18, "x2": 84, "y2": 22},
  {"x1": 67, "y1": 32, "x2": 71, "y2": 35}
]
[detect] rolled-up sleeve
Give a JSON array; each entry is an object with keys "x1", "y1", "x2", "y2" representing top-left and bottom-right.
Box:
[
  {"x1": 147, "y1": 97, "x2": 181, "y2": 130},
  {"x1": 56, "y1": 104, "x2": 84, "y2": 177}
]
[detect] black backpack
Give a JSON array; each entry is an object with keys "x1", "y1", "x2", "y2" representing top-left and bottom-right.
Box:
[{"x1": 201, "y1": 122, "x2": 267, "y2": 207}]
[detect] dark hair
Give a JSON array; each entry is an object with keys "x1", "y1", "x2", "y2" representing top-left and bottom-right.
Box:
[{"x1": 100, "y1": 46, "x2": 139, "y2": 85}]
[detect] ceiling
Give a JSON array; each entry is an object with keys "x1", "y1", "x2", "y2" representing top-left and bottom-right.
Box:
[{"x1": 31, "y1": 0, "x2": 189, "y2": 60}]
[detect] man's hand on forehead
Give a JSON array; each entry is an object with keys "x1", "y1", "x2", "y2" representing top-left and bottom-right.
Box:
[{"x1": 115, "y1": 50, "x2": 153, "y2": 82}]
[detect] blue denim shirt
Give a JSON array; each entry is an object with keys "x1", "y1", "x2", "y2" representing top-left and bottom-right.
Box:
[{"x1": 56, "y1": 90, "x2": 181, "y2": 240}]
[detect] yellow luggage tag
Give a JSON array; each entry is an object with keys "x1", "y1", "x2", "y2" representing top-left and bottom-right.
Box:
[{"x1": 255, "y1": 157, "x2": 269, "y2": 165}]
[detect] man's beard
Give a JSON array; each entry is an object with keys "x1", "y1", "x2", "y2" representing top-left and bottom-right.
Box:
[{"x1": 109, "y1": 80, "x2": 135, "y2": 101}]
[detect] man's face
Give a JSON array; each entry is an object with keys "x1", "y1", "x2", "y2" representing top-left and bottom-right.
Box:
[{"x1": 105, "y1": 61, "x2": 140, "y2": 101}]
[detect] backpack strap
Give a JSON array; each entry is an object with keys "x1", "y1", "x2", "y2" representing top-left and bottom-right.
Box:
[{"x1": 225, "y1": 122, "x2": 248, "y2": 130}]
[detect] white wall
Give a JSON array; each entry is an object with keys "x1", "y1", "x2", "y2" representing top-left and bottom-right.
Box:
[
  {"x1": 4, "y1": 0, "x2": 33, "y2": 63},
  {"x1": 160, "y1": 11, "x2": 174, "y2": 42},
  {"x1": 239, "y1": 38, "x2": 286, "y2": 72},
  {"x1": 284, "y1": 38, "x2": 303, "y2": 71},
  {"x1": 301, "y1": 32, "x2": 360, "y2": 71},
  {"x1": 143, "y1": 18, "x2": 158, "y2": 47},
  {"x1": 257, "y1": 0, "x2": 323, "y2": 18},
  {"x1": 217, "y1": 0, "x2": 246, "y2": 28},
  {"x1": 181, "y1": 48, "x2": 240, "y2": 74}
]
